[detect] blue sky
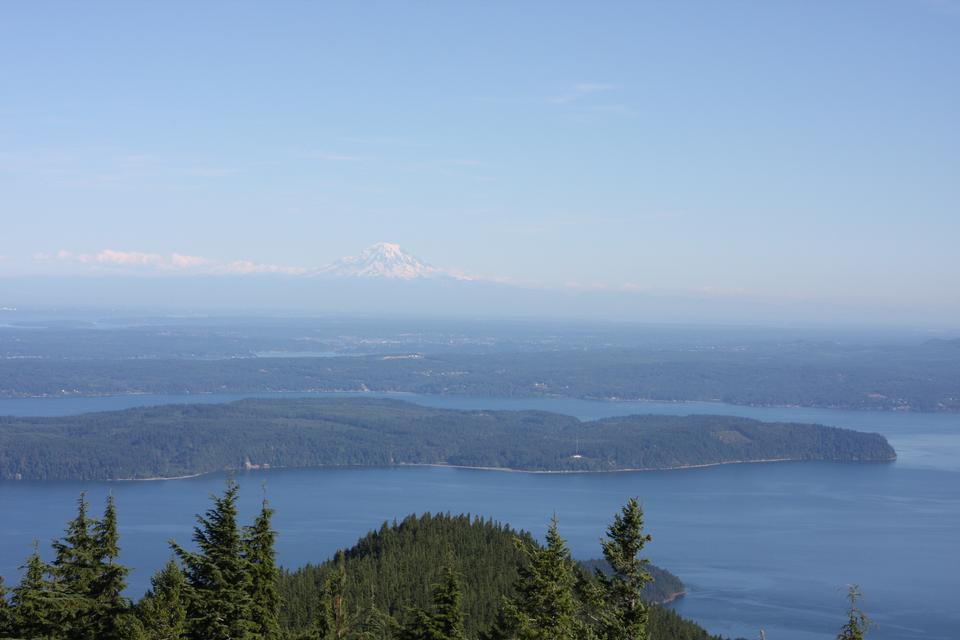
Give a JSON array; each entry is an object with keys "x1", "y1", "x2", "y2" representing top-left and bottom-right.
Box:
[{"x1": 1, "y1": 1, "x2": 958, "y2": 320}]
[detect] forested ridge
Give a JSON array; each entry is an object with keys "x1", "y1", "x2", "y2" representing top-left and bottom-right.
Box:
[
  {"x1": 0, "y1": 486, "x2": 872, "y2": 640},
  {"x1": 0, "y1": 398, "x2": 895, "y2": 480},
  {"x1": 1, "y1": 340, "x2": 957, "y2": 411},
  {"x1": 278, "y1": 513, "x2": 692, "y2": 638}
]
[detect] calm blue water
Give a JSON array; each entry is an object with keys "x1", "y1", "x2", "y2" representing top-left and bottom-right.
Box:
[{"x1": 1, "y1": 393, "x2": 958, "y2": 640}]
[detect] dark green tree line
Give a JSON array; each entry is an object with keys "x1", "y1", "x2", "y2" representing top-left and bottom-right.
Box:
[
  {"x1": 171, "y1": 479, "x2": 279, "y2": 640},
  {"x1": 400, "y1": 564, "x2": 467, "y2": 640},
  {"x1": 136, "y1": 559, "x2": 188, "y2": 640},
  {"x1": 0, "y1": 484, "x2": 279, "y2": 640},
  {"x1": 499, "y1": 517, "x2": 586, "y2": 640},
  {"x1": 0, "y1": 487, "x2": 869, "y2": 640}
]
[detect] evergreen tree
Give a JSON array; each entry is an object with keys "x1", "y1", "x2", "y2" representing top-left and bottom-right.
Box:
[
  {"x1": 52, "y1": 493, "x2": 99, "y2": 638},
  {"x1": 503, "y1": 516, "x2": 585, "y2": 640},
  {"x1": 429, "y1": 565, "x2": 466, "y2": 640},
  {"x1": 313, "y1": 553, "x2": 355, "y2": 640},
  {"x1": 114, "y1": 613, "x2": 147, "y2": 640},
  {"x1": 11, "y1": 545, "x2": 60, "y2": 639},
  {"x1": 595, "y1": 499, "x2": 653, "y2": 640},
  {"x1": 837, "y1": 586, "x2": 870, "y2": 640},
  {"x1": 243, "y1": 499, "x2": 281, "y2": 640},
  {"x1": 138, "y1": 559, "x2": 188, "y2": 640},
  {"x1": 91, "y1": 495, "x2": 133, "y2": 640},
  {"x1": 52, "y1": 495, "x2": 95, "y2": 590},
  {"x1": 45, "y1": 494, "x2": 135, "y2": 640},
  {"x1": 399, "y1": 608, "x2": 441, "y2": 640},
  {"x1": 171, "y1": 479, "x2": 256, "y2": 640},
  {"x1": 0, "y1": 575, "x2": 12, "y2": 638},
  {"x1": 400, "y1": 564, "x2": 466, "y2": 640},
  {"x1": 480, "y1": 604, "x2": 516, "y2": 640}
]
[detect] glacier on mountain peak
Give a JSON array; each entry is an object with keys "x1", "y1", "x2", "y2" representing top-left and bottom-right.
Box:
[{"x1": 314, "y1": 242, "x2": 472, "y2": 281}]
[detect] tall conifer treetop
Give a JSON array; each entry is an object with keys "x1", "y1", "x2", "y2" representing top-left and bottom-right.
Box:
[
  {"x1": 172, "y1": 479, "x2": 254, "y2": 639},
  {"x1": 596, "y1": 498, "x2": 654, "y2": 640}
]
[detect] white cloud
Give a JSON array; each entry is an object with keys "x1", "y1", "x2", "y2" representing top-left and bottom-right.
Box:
[
  {"x1": 37, "y1": 249, "x2": 307, "y2": 276},
  {"x1": 215, "y1": 260, "x2": 307, "y2": 275},
  {"x1": 170, "y1": 253, "x2": 213, "y2": 269},
  {"x1": 78, "y1": 249, "x2": 170, "y2": 268}
]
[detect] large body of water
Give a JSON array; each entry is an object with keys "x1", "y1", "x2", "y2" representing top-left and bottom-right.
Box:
[{"x1": 1, "y1": 392, "x2": 958, "y2": 640}]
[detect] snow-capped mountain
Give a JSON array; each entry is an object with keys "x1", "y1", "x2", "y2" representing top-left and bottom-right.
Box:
[{"x1": 315, "y1": 242, "x2": 471, "y2": 280}]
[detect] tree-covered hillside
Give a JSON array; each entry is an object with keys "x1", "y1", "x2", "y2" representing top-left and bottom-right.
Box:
[
  {"x1": 278, "y1": 513, "x2": 702, "y2": 639},
  {"x1": 0, "y1": 398, "x2": 895, "y2": 480},
  {"x1": 0, "y1": 486, "x2": 726, "y2": 640},
  {"x1": 0, "y1": 482, "x2": 874, "y2": 640}
]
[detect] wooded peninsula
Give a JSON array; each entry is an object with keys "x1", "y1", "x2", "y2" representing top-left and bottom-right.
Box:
[{"x1": 0, "y1": 398, "x2": 896, "y2": 481}]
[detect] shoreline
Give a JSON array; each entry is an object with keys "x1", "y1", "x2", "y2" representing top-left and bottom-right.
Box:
[
  {"x1": 400, "y1": 457, "x2": 805, "y2": 474},
  {"x1": 111, "y1": 471, "x2": 204, "y2": 482},
  {"x1": 98, "y1": 454, "x2": 898, "y2": 483},
  {"x1": 659, "y1": 589, "x2": 688, "y2": 605},
  {"x1": 110, "y1": 472, "x2": 206, "y2": 482}
]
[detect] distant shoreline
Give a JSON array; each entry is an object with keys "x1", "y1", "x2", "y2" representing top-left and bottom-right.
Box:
[
  {"x1": 111, "y1": 472, "x2": 205, "y2": 482},
  {"x1": 399, "y1": 458, "x2": 804, "y2": 474},
  {"x1": 107, "y1": 454, "x2": 896, "y2": 482},
  {"x1": 659, "y1": 589, "x2": 687, "y2": 605},
  {"x1": 398, "y1": 455, "x2": 899, "y2": 474}
]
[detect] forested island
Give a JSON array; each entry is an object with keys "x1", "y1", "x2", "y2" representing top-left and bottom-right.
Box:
[
  {"x1": 0, "y1": 398, "x2": 896, "y2": 481},
  {"x1": 1, "y1": 339, "x2": 957, "y2": 412}
]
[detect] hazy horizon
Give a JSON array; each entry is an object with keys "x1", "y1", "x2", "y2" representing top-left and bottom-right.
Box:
[
  {"x1": 2, "y1": 274, "x2": 959, "y2": 333},
  {"x1": 2, "y1": 2, "x2": 958, "y2": 327}
]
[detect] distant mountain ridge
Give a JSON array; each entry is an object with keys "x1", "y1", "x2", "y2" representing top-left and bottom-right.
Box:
[{"x1": 314, "y1": 242, "x2": 472, "y2": 280}]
